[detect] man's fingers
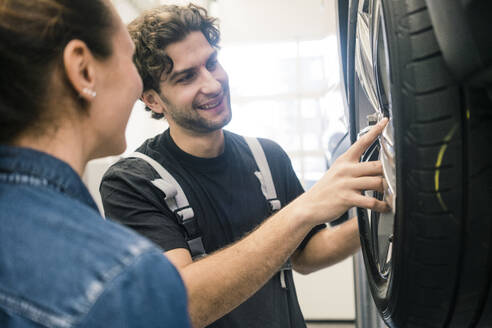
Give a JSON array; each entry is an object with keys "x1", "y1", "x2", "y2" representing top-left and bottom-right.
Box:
[
  {"x1": 351, "y1": 176, "x2": 385, "y2": 193},
  {"x1": 353, "y1": 161, "x2": 383, "y2": 177},
  {"x1": 347, "y1": 118, "x2": 388, "y2": 160},
  {"x1": 353, "y1": 194, "x2": 390, "y2": 213}
]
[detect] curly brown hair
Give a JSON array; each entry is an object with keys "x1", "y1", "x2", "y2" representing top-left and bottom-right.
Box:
[{"x1": 128, "y1": 4, "x2": 220, "y2": 119}]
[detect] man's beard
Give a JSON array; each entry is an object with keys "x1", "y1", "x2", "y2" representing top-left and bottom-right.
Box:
[{"x1": 163, "y1": 91, "x2": 232, "y2": 133}]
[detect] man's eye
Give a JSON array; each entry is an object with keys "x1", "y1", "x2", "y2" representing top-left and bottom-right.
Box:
[
  {"x1": 207, "y1": 60, "x2": 218, "y2": 70},
  {"x1": 177, "y1": 73, "x2": 195, "y2": 83}
]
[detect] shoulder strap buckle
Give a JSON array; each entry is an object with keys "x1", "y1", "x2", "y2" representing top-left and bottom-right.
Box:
[
  {"x1": 268, "y1": 199, "x2": 281, "y2": 212},
  {"x1": 127, "y1": 152, "x2": 207, "y2": 259},
  {"x1": 175, "y1": 206, "x2": 194, "y2": 221}
]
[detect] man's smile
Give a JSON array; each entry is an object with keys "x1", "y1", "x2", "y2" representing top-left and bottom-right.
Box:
[{"x1": 196, "y1": 92, "x2": 225, "y2": 111}]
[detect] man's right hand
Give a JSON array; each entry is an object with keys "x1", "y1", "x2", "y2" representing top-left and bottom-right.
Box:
[{"x1": 294, "y1": 118, "x2": 389, "y2": 226}]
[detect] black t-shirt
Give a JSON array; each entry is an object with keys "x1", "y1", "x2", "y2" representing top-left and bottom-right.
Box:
[{"x1": 100, "y1": 129, "x2": 325, "y2": 328}]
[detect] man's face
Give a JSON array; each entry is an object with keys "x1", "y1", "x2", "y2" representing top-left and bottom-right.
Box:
[{"x1": 158, "y1": 31, "x2": 231, "y2": 134}]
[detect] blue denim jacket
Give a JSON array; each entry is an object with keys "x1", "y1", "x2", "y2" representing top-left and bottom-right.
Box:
[{"x1": 0, "y1": 146, "x2": 190, "y2": 327}]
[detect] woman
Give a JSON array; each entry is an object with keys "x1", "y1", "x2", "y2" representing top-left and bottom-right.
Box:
[{"x1": 0, "y1": 1, "x2": 190, "y2": 327}]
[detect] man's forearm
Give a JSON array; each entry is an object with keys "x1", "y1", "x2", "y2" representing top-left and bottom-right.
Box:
[
  {"x1": 291, "y1": 217, "x2": 360, "y2": 275},
  {"x1": 180, "y1": 200, "x2": 312, "y2": 328}
]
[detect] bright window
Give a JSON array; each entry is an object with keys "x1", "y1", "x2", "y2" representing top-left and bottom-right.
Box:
[{"x1": 220, "y1": 36, "x2": 347, "y2": 188}]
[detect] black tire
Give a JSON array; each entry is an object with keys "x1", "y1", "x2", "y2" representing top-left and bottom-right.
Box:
[{"x1": 346, "y1": 0, "x2": 492, "y2": 327}]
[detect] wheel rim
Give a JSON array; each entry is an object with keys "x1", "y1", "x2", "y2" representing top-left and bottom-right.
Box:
[{"x1": 355, "y1": 0, "x2": 396, "y2": 281}]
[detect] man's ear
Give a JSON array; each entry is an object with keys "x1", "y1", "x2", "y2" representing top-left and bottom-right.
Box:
[
  {"x1": 142, "y1": 89, "x2": 166, "y2": 114},
  {"x1": 63, "y1": 39, "x2": 96, "y2": 101}
]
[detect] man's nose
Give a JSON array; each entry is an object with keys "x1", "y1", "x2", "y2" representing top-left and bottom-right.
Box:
[{"x1": 200, "y1": 70, "x2": 222, "y2": 95}]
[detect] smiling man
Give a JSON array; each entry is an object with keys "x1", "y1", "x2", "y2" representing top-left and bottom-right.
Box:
[
  {"x1": 100, "y1": 4, "x2": 388, "y2": 328},
  {"x1": 157, "y1": 34, "x2": 230, "y2": 133}
]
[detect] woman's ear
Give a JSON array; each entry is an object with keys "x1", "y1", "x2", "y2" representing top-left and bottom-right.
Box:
[
  {"x1": 142, "y1": 89, "x2": 166, "y2": 115},
  {"x1": 63, "y1": 39, "x2": 97, "y2": 101}
]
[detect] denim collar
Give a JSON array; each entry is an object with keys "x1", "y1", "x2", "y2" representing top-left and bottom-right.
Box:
[{"x1": 0, "y1": 145, "x2": 98, "y2": 211}]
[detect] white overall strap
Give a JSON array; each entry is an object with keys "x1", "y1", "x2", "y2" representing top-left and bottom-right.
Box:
[
  {"x1": 243, "y1": 136, "x2": 281, "y2": 212},
  {"x1": 243, "y1": 137, "x2": 290, "y2": 288},
  {"x1": 127, "y1": 152, "x2": 206, "y2": 258}
]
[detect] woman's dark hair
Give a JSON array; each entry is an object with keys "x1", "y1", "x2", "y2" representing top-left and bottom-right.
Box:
[
  {"x1": 0, "y1": 0, "x2": 115, "y2": 143},
  {"x1": 128, "y1": 3, "x2": 220, "y2": 119}
]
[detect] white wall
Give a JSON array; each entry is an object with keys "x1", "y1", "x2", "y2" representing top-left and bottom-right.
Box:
[
  {"x1": 112, "y1": 0, "x2": 338, "y2": 41},
  {"x1": 218, "y1": 0, "x2": 337, "y2": 44},
  {"x1": 112, "y1": 0, "x2": 213, "y2": 23},
  {"x1": 294, "y1": 257, "x2": 355, "y2": 320}
]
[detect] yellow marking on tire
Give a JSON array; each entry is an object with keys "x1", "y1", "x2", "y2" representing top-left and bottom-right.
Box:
[
  {"x1": 466, "y1": 109, "x2": 470, "y2": 120},
  {"x1": 434, "y1": 124, "x2": 458, "y2": 211}
]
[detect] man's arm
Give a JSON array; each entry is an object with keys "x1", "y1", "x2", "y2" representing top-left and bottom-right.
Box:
[
  {"x1": 168, "y1": 202, "x2": 312, "y2": 328},
  {"x1": 291, "y1": 217, "x2": 360, "y2": 275},
  {"x1": 165, "y1": 119, "x2": 389, "y2": 328}
]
